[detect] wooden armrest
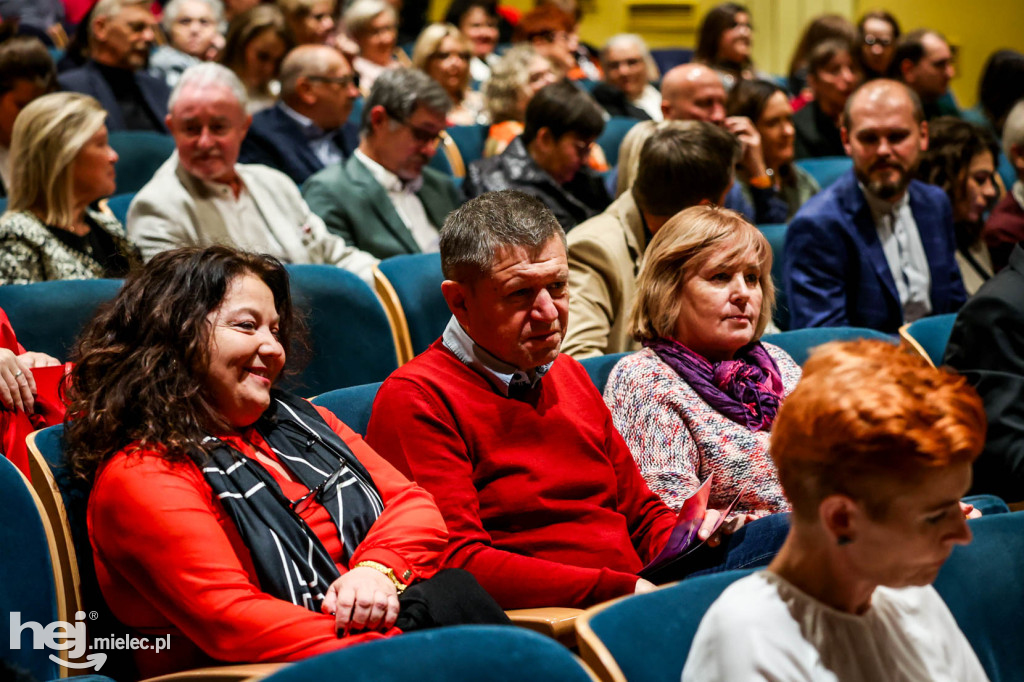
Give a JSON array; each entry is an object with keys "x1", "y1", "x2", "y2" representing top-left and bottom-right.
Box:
[
  {"x1": 507, "y1": 607, "x2": 584, "y2": 647},
  {"x1": 142, "y1": 662, "x2": 286, "y2": 682}
]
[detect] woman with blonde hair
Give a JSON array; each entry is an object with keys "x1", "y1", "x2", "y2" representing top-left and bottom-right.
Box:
[
  {"x1": 412, "y1": 23, "x2": 485, "y2": 126},
  {"x1": 344, "y1": 0, "x2": 407, "y2": 94},
  {"x1": 606, "y1": 206, "x2": 800, "y2": 523},
  {"x1": 483, "y1": 44, "x2": 557, "y2": 157},
  {"x1": 220, "y1": 4, "x2": 293, "y2": 112},
  {"x1": 0, "y1": 92, "x2": 140, "y2": 284}
]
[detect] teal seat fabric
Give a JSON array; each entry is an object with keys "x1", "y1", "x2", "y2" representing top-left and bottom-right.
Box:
[
  {"x1": 904, "y1": 312, "x2": 957, "y2": 366},
  {"x1": 794, "y1": 156, "x2": 853, "y2": 190},
  {"x1": 933, "y1": 512, "x2": 1024, "y2": 682},
  {"x1": 762, "y1": 326, "x2": 894, "y2": 365},
  {"x1": 0, "y1": 456, "x2": 63, "y2": 681},
  {"x1": 109, "y1": 131, "x2": 175, "y2": 194},
  {"x1": 757, "y1": 223, "x2": 789, "y2": 330},
  {"x1": 584, "y1": 569, "x2": 755, "y2": 682},
  {"x1": 579, "y1": 352, "x2": 630, "y2": 393},
  {"x1": 285, "y1": 265, "x2": 399, "y2": 396},
  {"x1": 0, "y1": 279, "x2": 123, "y2": 359},
  {"x1": 377, "y1": 253, "x2": 449, "y2": 357},
  {"x1": 310, "y1": 381, "x2": 383, "y2": 437},
  {"x1": 259, "y1": 625, "x2": 596, "y2": 682},
  {"x1": 448, "y1": 124, "x2": 489, "y2": 167},
  {"x1": 596, "y1": 116, "x2": 640, "y2": 168},
  {"x1": 105, "y1": 192, "x2": 135, "y2": 226}
]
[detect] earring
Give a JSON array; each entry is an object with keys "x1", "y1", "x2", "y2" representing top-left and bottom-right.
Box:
[{"x1": 837, "y1": 535, "x2": 852, "y2": 546}]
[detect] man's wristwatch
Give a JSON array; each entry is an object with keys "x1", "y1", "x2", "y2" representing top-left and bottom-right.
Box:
[{"x1": 354, "y1": 560, "x2": 410, "y2": 594}]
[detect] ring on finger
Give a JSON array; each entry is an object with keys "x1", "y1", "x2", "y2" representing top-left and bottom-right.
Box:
[{"x1": 13, "y1": 369, "x2": 22, "y2": 377}]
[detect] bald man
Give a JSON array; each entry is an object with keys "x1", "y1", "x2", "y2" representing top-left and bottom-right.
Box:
[
  {"x1": 784, "y1": 79, "x2": 966, "y2": 332},
  {"x1": 659, "y1": 62, "x2": 780, "y2": 222},
  {"x1": 239, "y1": 45, "x2": 361, "y2": 184}
]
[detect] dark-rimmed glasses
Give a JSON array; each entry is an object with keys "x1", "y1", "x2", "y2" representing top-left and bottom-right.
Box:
[{"x1": 290, "y1": 465, "x2": 346, "y2": 514}]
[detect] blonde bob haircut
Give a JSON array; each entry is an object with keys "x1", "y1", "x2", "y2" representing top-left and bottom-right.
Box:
[
  {"x1": 630, "y1": 205, "x2": 774, "y2": 344},
  {"x1": 344, "y1": 0, "x2": 396, "y2": 39},
  {"x1": 412, "y1": 23, "x2": 472, "y2": 95},
  {"x1": 8, "y1": 92, "x2": 108, "y2": 228}
]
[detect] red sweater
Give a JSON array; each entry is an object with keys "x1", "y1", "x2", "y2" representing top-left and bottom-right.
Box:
[
  {"x1": 984, "y1": 192, "x2": 1024, "y2": 272},
  {"x1": 88, "y1": 406, "x2": 448, "y2": 678},
  {"x1": 366, "y1": 342, "x2": 675, "y2": 609}
]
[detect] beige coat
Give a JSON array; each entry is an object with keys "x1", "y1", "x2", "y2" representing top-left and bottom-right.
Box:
[{"x1": 563, "y1": 192, "x2": 647, "y2": 359}]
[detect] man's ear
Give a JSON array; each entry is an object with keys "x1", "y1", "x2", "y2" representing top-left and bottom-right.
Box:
[
  {"x1": 295, "y1": 76, "x2": 318, "y2": 106},
  {"x1": 841, "y1": 125, "x2": 852, "y2": 157},
  {"x1": 918, "y1": 119, "x2": 929, "y2": 152},
  {"x1": 441, "y1": 279, "x2": 471, "y2": 329},
  {"x1": 165, "y1": 113, "x2": 174, "y2": 131},
  {"x1": 91, "y1": 15, "x2": 109, "y2": 43},
  {"x1": 900, "y1": 58, "x2": 915, "y2": 84},
  {"x1": 368, "y1": 104, "x2": 389, "y2": 132}
]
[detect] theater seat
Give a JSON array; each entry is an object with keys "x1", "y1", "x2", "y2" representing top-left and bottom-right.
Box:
[
  {"x1": 579, "y1": 352, "x2": 630, "y2": 393},
  {"x1": 374, "y1": 253, "x2": 448, "y2": 364},
  {"x1": 761, "y1": 327, "x2": 894, "y2": 366},
  {"x1": 310, "y1": 382, "x2": 383, "y2": 436},
  {"x1": 596, "y1": 117, "x2": 640, "y2": 168},
  {"x1": 794, "y1": 156, "x2": 853, "y2": 190},
  {"x1": 899, "y1": 313, "x2": 957, "y2": 367},
  {"x1": 757, "y1": 223, "x2": 789, "y2": 329},
  {"x1": 109, "y1": 131, "x2": 176, "y2": 194}
]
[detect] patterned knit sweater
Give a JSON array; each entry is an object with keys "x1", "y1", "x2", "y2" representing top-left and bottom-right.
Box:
[{"x1": 604, "y1": 343, "x2": 801, "y2": 514}]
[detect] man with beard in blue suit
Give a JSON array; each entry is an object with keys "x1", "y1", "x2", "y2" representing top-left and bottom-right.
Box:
[
  {"x1": 784, "y1": 79, "x2": 966, "y2": 333},
  {"x1": 239, "y1": 45, "x2": 361, "y2": 185}
]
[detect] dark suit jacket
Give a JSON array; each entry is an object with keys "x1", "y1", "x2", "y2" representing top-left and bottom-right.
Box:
[
  {"x1": 58, "y1": 60, "x2": 170, "y2": 133},
  {"x1": 944, "y1": 244, "x2": 1024, "y2": 502},
  {"x1": 302, "y1": 154, "x2": 461, "y2": 259},
  {"x1": 239, "y1": 104, "x2": 359, "y2": 186},
  {"x1": 784, "y1": 170, "x2": 967, "y2": 332},
  {"x1": 793, "y1": 101, "x2": 845, "y2": 159},
  {"x1": 590, "y1": 82, "x2": 652, "y2": 121}
]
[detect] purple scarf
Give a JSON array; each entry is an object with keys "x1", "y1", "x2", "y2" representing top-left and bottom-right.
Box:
[{"x1": 644, "y1": 337, "x2": 785, "y2": 431}]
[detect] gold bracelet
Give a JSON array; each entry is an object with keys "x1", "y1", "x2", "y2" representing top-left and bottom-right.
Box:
[{"x1": 354, "y1": 560, "x2": 409, "y2": 594}]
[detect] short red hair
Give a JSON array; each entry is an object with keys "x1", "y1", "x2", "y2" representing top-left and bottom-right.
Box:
[{"x1": 770, "y1": 339, "x2": 986, "y2": 521}]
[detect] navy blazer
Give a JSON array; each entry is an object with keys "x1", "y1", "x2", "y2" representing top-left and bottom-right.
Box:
[
  {"x1": 58, "y1": 61, "x2": 170, "y2": 133},
  {"x1": 239, "y1": 104, "x2": 359, "y2": 186},
  {"x1": 784, "y1": 170, "x2": 967, "y2": 333}
]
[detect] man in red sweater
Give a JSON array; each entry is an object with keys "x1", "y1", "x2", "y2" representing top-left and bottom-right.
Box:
[{"x1": 366, "y1": 190, "x2": 676, "y2": 609}]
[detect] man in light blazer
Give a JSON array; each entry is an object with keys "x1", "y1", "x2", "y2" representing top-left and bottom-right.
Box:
[
  {"x1": 302, "y1": 68, "x2": 461, "y2": 260},
  {"x1": 784, "y1": 79, "x2": 966, "y2": 333},
  {"x1": 127, "y1": 63, "x2": 378, "y2": 284}
]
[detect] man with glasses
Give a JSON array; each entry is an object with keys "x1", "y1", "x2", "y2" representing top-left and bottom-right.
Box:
[
  {"x1": 240, "y1": 45, "x2": 361, "y2": 185},
  {"x1": 303, "y1": 68, "x2": 461, "y2": 259},
  {"x1": 127, "y1": 63, "x2": 379, "y2": 283},
  {"x1": 462, "y1": 79, "x2": 610, "y2": 231}
]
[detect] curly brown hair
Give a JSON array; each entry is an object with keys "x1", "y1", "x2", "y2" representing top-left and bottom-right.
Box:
[{"x1": 64, "y1": 246, "x2": 299, "y2": 480}]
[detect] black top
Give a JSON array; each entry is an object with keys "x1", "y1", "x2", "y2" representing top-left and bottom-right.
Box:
[
  {"x1": 95, "y1": 62, "x2": 165, "y2": 133},
  {"x1": 793, "y1": 101, "x2": 845, "y2": 159},
  {"x1": 45, "y1": 214, "x2": 132, "y2": 277}
]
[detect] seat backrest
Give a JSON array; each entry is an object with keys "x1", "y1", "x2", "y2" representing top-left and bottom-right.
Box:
[
  {"x1": 933, "y1": 512, "x2": 1024, "y2": 682},
  {"x1": 596, "y1": 117, "x2": 641, "y2": 168},
  {"x1": 310, "y1": 381, "x2": 383, "y2": 437},
  {"x1": 376, "y1": 253, "x2": 449, "y2": 360},
  {"x1": 757, "y1": 223, "x2": 789, "y2": 330},
  {"x1": 577, "y1": 569, "x2": 755, "y2": 682},
  {"x1": 794, "y1": 156, "x2": 853, "y2": 190},
  {"x1": 899, "y1": 313, "x2": 957, "y2": 367},
  {"x1": 650, "y1": 48, "x2": 693, "y2": 75},
  {"x1": 448, "y1": 124, "x2": 489, "y2": 168},
  {"x1": 259, "y1": 625, "x2": 597, "y2": 682},
  {"x1": 0, "y1": 455, "x2": 64, "y2": 681},
  {"x1": 284, "y1": 265, "x2": 399, "y2": 396},
  {"x1": 104, "y1": 192, "x2": 136, "y2": 226},
  {"x1": 0, "y1": 279, "x2": 123, "y2": 359},
  {"x1": 761, "y1": 326, "x2": 894, "y2": 365},
  {"x1": 579, "y1": 352, "x2": 631, "y2": 393},
  {"x1": 109, "y1": 130, "x2": 176, "y2": 194}
]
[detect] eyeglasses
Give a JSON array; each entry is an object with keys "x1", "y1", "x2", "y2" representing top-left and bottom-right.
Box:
[
  {"x1": 727, "y1": 19, "x2": 753, "y2": 30},
  {"x1": 384, "y1": 107, "x2": 446, "y2": 146},
  {"x1": 307, "y1": 74, "x2": 358, "y2": 88},
  {"x1": 289, "y1": 465, "x2": 346, "y2": 515},
  {"x1": 432, "y1": 50, "x2": 472, "y2": 62},
  {"x1": 607, "y1": 57, "x2": 643, "y2": 71},
  {"x1": 863, "y1": 34, "x2": 893, "y2": 47},
  {"x1": 528, "y1": 30, "x2": 568, "y2": 45}
]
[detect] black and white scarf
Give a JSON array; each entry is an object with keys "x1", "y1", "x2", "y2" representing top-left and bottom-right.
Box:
[{"x1": 196, "y1": 390, "x2": 384, "y2": 612}]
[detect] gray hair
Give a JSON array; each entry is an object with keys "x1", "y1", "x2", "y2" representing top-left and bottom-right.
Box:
[
  {"x1": 360, "y1": 67, "x2": 452, "y2": 136},
  {"x1": 440, "y1": 190, "x2": 566, "y2": 282},
  {"x1": 600, "y1": 33, "x2": 660, "y2": 81},
  {"x1": 169, "y1": 62, "x2": 249, "y2": 112},
  {"x1": 344, "y1": 0, "x2": 396, "y2": 38},
  {"x1": 92, "y1": 0, "x2": 149, "y2": 22},
  {"x1": 1002, "y1": 99, "x2": 1024, "y2": 162},
  {"x1": 162, "y1": 0, "x2": 224, "y2": 33}
]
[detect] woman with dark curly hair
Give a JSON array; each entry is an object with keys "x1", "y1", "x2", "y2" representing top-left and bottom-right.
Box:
[
  {"x1": 916, "y1": 117, "x2": 1000, "y2": 293},
  {"x1": 65, "y1": 246, "x2": 504, "y2": 678},
  {"x1": 694, "y1": 2, "x2": 758, "y2": 92}
]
